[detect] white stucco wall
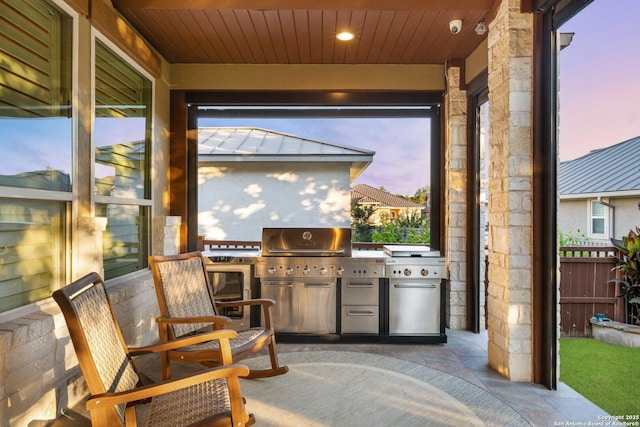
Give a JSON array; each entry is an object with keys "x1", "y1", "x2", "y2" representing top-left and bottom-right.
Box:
[
  {"x1": 557, "y1": 199, "x2": 588, "y2": 239},
  {"x1": 198, "y1": 161, "x2": 352, "y2": 241},
  {"x1": 612, "y1": 198, "x2": 640, "y2": 238}
]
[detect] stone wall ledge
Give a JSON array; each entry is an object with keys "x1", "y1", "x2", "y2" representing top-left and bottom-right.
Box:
[{"x1": 590, "y1": 319, "x2": 640, "y2": 347}]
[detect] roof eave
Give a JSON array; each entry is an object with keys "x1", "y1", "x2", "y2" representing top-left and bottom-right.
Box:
[
  {"x1": 200, "y1": 153, "x2": 373, "y2": 161},
  {"x1": 559, "y1": 189, "x2": 640, "y2": 199}
]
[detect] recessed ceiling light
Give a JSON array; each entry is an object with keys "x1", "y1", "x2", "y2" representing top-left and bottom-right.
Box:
[{"x1": 336, "y1": 32, "x2": 354, "y2": 41}]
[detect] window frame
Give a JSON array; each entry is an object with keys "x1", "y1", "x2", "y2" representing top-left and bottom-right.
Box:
[
  {"x1": 91, "y1": 31, "x2": 154, "y2": 279},
  {"x1": 589, "y1": 199, "x2": 609, "y2": 239},
  {"x1": 184, "y1": 91, "x2": 442, "y2": 251},
  {"x1": 0, "y1": 0, "x2": 77, "y2": 315}
]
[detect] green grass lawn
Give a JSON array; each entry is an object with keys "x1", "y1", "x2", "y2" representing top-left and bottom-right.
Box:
[{"x1": 560, "y1": 338, "x2": 640, "y2": 416}]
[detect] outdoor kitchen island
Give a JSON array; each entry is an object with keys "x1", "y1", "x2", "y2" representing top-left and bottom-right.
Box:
[{"x1": 205, "y1": 227, "x2": 447, "y2": 344}]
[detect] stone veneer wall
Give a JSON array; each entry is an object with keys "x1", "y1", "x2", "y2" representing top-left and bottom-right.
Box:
[
  {"x1": 486, "y1": 0, "x2": 534, "y2": 381},
  {"x1": 0, "y1": 216, "x2": 179, "y2": 425},
  {"x1": 153, "y1": 216, "x2": 182, "y2": 256},
  {"x1": 444, "y1": 65, "x2": 468, "y2": 330}
]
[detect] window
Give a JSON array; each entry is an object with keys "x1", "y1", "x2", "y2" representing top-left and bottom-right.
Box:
[
  {"x1": 94, "y1": 39, "x2": 152, "y2": 279},
  {"x1": 590, "y1": 200, "x2": 608, "y2": 238},
  {"x1": 0, "y1": 0, "x2": 72, "y2": 311}
]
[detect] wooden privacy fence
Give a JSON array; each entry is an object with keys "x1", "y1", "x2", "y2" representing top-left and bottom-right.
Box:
[{"x1": 559, "y1": 246, "x2": 623, "y2": 337}]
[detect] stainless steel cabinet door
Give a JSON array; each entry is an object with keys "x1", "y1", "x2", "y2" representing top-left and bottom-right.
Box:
[
  {"x1": 299, "y1": 281, "x2": 336, "y2": 333},
  {"x1": 388, "y1": 280, "x2": 441, "y2": 335},
  {"x1": 261, "y1": 281, "x2": 298, "y2": 333}
]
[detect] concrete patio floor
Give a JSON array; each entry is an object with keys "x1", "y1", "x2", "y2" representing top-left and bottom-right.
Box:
[{"x1": 50, "y1": 328, "x2": 609, "y2": 426}]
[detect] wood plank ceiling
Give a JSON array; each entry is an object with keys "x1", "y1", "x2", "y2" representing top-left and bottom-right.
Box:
[{"x1": 111, "y1": 0, "x2": 498, "y2": 65}]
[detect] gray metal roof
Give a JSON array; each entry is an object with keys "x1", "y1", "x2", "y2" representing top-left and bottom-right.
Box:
[
  {"x1": 559, "y1": 136, "x2": 640, "y2": 196},
  {"x1": 199, "y1": 127, "x2": 374, "y2": 156},
  {"x1": 198, "y1": 127, "x2": 375, "y2": 181}
]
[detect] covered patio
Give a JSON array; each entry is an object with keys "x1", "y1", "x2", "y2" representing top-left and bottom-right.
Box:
[{"x1": 0, "y1": 0, "x2": 606, "y2": 424}]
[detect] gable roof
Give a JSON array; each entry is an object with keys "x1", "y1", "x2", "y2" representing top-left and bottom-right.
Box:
[
  {"x1": 559, "y1": 136, "x2": 640, "y2": 197},
  {"x1": 351, "y1": 184, "x2": 424, "y2": 209},
  {"x1": 198, "y1": 127, "x2": 374, "y2": 181}
]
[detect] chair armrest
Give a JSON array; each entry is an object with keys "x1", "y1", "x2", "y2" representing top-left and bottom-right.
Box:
[
  {"x1": 129, "y1": 329, "x2": 238, "y2": 356},
  {"x1": 215, "y1": 298, "x2": 275, "y2": 309},
  {"x1": 156, "y1": 315, "x2": 231, "y2": 328},
  {"x1": 86, "y1": 363, "x2": 250, "y2": 409}
]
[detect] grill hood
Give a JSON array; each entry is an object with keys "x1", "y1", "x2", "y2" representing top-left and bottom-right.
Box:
[{"x1": 261, "y1": 227, "x2": 352, "y2": 257}]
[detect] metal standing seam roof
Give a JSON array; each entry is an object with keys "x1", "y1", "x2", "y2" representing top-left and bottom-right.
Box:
[
  {"x1": 559, "y1": 135, "x2": 640, "y2": 196},
  {"x1": 198, "y1": 127, "x2": 374, "y2": 157},
  {"x1": 198, "y1": 127, "x2": 375, "y2": 181}
]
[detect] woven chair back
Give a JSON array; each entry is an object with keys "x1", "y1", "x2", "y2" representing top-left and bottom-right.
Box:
[
  {"x1": 54, "y1": 273, "x2": 139, "y2": 423},
  {"x1": 154, "y1": 256, "x2": 218, "y2": 337}
]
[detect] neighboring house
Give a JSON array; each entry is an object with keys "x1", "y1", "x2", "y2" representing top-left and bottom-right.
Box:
[
  {"x1": 94, "y1": 141, "x2": 147, "y2": 277},
  {"x1": 198, "y1": 127, "x2": 374, "y2": 241},
  {"x1": 94, "y1": 140, "x2": 146, "y2": 199},
  {"x1": 558, "y1": 136, "x2": 640, "y2": 244},
  {"x1": 351, "y1": 183, "x2": 425, "y2": 226}
]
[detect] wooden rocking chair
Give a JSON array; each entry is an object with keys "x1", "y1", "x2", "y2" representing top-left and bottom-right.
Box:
[
  {"x1": 148, "y1": 251, "x2": 288, "y2": 379},
  {"x1": 53, "y1": 272, "x2": 255, "y2": 427}
]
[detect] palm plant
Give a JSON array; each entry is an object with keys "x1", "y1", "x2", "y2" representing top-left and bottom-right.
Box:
[{"x1": 610, "y1": 227, "x2": 640, "y2": 325}]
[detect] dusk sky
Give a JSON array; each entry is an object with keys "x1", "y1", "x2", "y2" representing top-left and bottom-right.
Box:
[{"x1": 557, "y1": 0, "x2": 640, "y2": 162}]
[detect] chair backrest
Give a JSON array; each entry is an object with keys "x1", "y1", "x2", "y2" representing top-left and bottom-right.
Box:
[
  {"x1": 149, "y1": 252, "x2": 218, "y2": 337},
  {"x1": 53, "y1": 272, "x2": 140, "y2": 424}
]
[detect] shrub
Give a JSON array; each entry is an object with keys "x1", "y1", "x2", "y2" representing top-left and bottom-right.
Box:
[{"x1": 372, "y1": 212, "x2": 430, "y2": 244}]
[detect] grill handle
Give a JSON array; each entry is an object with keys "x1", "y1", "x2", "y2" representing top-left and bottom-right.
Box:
[
  {"x1": 347, "y1": 283, "x2": 375, "y2": 288},
  {"x1": 346, "y1": 310, "x2": 375, "y2": 316},
  {"x1": 263, "y1": 283, "x2": 294, "y2": 288},
  {"x1": 266, "y1": 248, "x2": 345, "y2": 255},
  {"x1": 304, "y1": 283, "x2": 332, "y2": 288},
  {"x1": 392, "y1": 283, "x2": 437, "y2": 289}
]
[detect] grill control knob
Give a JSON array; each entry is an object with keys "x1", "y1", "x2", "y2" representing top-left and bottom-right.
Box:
[
  {"x1": 286, "y1": 267, "x2": 294, "y2": 276},
  {"x1": 421, "y1": 268, "x2": 429, "y2": 277},
  {"x1": 336, "y1": 267, "x2": 344, "y2": 276},
  {"x1": 320, "y1": 266, "x2": 328, "y2": 275},
  {"x1": 302, "y1": 266, "x2": 310, "y2": 275},
  {"x1": 403, "y1": 268, "x2": 412, "y2": 276},
  {"x1": 268, "y1": 267, "x2": 277, "y2": 275}
]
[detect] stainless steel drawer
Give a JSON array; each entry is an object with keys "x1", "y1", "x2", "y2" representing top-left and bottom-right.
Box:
[
  {"x1": 341, "y1": 305, "x2": 379, "y2": 334},
  {"x1": 341, "y1": 279, "x2": 379, "y2": 306}
]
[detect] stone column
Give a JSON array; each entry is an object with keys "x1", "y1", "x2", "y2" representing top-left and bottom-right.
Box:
[
  {"x1": 152, "y1": 216, "x2": 182, "y2": 256},
  {"x1": 486, "y1": 0, "x2": 534, "y2": 381},
  {"x1": 444, "y1": 65, "x2": 468, "y2": 330}
]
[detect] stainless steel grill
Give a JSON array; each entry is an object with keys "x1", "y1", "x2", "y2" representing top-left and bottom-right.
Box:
[
  {"x1": 205, "y1": 228, "x2": 447, "y2": 342},
  {"x1": 256, "y1": 228, "x2": 352, "y2": 334}
]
